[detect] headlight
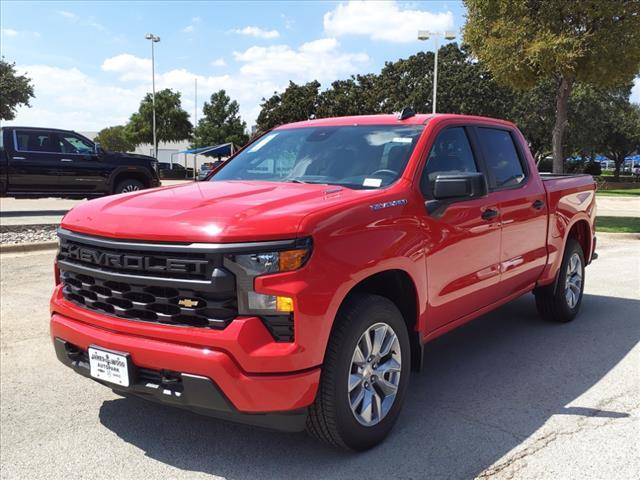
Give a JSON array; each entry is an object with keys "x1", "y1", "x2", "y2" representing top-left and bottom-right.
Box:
[{"x1": 224, "y1": 239, "x2": 311, "y2": 315}]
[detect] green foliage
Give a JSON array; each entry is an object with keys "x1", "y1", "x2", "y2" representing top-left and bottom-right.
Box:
[
  {"x1": 596, "y1": 216, "x2": 640, "y2": 233},
  {"x1": 256, "y1": 81, "x2": 321, "y2": 132},
  {"x1": 192, "y1": 90, "x2": 249, "y2": 148},
  {"x1": 127, "y1": 89, "x2": 192, "y2": 152},
  {"x1": 463, "y1": 0, "x2": 640, "y2": 173},
  {"x1": 94, "y1": 125, "x2": 136, "y2": 152},
  {"x1": 602, "y1": 102, "x2": 640, "y2": 179},
  {"x1": 0, "y1": 59, "x2": 35, "y2": 120}
]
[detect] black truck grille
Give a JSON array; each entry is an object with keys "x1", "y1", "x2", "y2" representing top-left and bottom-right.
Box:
[
  {"x1": 57, "y1": 229, "x2": 238, "y2": 329},
  {"x1": 61, "y1": 270, "x2": 235, "y2": 328}
]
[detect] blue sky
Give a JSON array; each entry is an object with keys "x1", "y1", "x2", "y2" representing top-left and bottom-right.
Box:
[
  {"x1": 2, "y1": 1, "x2": 637, "y2": 132},
  {"x1": 1, "y1": 0, "x2": 467, "y2": 130}
]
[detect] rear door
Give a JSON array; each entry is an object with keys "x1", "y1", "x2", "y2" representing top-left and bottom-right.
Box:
[
  {"x1": 8, "y1": 129, "x2": 63, "y2": 192},
  {"x1": 420, "y1": 125, "x2": 503, "y2": 330},
  {"x1": 474, "y1": 126, "x2": 548, "y2": 295}
]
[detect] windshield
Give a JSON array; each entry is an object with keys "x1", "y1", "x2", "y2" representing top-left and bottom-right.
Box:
[{"x1": 211, "y1": 125, "x2": 424, "y2": 189}]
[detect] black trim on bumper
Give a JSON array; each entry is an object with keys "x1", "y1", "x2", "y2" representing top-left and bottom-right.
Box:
[{"x1": 53, "y1": 338, "x2": 307, "y2": 432}]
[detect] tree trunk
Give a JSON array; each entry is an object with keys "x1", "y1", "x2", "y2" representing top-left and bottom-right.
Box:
[{"x1": 552, "y1": 76, "x2": 573, "y2": 174}]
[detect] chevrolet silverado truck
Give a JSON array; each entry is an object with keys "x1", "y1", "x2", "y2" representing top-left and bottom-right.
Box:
[
  {"x1": 0, "y1": 126, "x2": 160, "y2": 197},
  {"x1": 50, "y1": 113, "x2": 596, "y2": 450}
]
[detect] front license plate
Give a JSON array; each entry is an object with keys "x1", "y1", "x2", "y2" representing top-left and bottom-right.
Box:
[{"x1": 88, "y1": 347, "x2": 130, "y2": 387}]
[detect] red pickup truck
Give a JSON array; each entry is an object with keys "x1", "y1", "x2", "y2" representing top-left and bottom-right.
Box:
[{"x1": 51, "y1": 113, "x2": 596, "y2": 450}]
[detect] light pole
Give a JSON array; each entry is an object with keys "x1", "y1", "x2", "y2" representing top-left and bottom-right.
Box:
[
  {"x1": 417, "y1": 30, "x2": 456, "y2": 114},
  {"x1": 145, "y1": 33, "x2": 160, "y2": 159}
]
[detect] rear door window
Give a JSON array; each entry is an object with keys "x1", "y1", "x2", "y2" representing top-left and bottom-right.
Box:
[
  {"x1": 14, "y1": 130, "x2": 61, "y2": 153},
  {"x1": 476, "y1": 128, "x2": 526, "y2": 189},
  {"x1": 421, "y1": 127, "x2": 478, "y2": 198}
]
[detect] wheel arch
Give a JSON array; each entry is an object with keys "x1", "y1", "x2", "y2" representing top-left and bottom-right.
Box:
[
  {"x1": 109, "y1": 167, "x2": 152, "y2": 193},
  {"x1": 337, "y1": 269, "x2": 423, "y2": 372}
]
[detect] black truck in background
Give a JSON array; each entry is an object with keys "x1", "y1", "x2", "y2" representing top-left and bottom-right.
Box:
[{"x1": 0, "y1": 127, "x2": 160, "y2": 197}]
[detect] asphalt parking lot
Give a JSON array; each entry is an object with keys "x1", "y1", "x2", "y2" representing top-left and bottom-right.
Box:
[{"x1": 1, "y1": 234, "x2": 638, "y2": 479}]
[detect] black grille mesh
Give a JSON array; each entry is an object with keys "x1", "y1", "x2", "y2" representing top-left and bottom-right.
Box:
[{"x1": 61, "y1": 270, "x2": 235, "y2": 329}]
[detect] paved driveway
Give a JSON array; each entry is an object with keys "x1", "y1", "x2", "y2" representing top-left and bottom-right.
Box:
[{"x1": 0, "y1": 235, "x2": 638, "y2": 479}]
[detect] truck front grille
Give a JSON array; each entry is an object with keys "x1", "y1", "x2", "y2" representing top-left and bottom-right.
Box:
[
  {"x1": 57, "y1": 229, "x2": 237, "y2": 329},
  {"x1": 61, "y1": 270, "x2": 235, "y2": 328}
]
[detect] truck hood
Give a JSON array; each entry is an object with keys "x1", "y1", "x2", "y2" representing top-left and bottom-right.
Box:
[{"x1": 61, "y1": 181, "x2": 367, "y2": 243}]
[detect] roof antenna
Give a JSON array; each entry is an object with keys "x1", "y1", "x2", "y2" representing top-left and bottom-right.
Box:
[{"x1": 397, "y1": 107, "x2": 416, "y2": 120}]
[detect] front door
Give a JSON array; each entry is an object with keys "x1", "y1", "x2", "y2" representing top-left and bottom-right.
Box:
[
  {"x1": 420, "y1": 126, "x2": 503, "y2": 332},
  {"x1": 54, "y1": 131, "x2": 110, "y2": 193}
]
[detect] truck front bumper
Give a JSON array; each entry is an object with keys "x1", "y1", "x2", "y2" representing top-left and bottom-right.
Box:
[{"x1": 51, "y1": 312, "x2": 320, "y2": 431}]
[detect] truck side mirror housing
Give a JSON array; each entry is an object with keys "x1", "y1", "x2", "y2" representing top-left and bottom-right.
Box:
[
  {"x1": 94, "y1": 143, "x2": 104, "y2": 155},
  {"x1": 432, "y1": 172, "x2": 487, "y2": 200}
]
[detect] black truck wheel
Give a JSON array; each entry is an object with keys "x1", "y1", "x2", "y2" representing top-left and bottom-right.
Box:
[
  {"x1": 306, "y1": 293, "x2": 411, "y2": 450},
  {"x1": 535, "y1": 238, "x2": 585, "y2": 323},
  {"x1": 114, "y1": 178, "x2": 144, "y2": 194}
]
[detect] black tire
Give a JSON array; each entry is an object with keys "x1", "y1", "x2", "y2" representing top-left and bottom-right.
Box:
[
  {"x1": 535, "y1": 238, "x2": 585, "y2": 323},
  {"x1": 114, "y1": 178, "x2": 144, "y2": 194},
  {"x1": 306, "y1": 293, "x2": 411, "y2": 450}
]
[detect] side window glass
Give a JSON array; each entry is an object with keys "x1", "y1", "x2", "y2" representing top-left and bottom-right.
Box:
[
  {"x1": 421, "y1": 127, "x2": 478, "y2": 198},
  {"x1": 477, "y1": 128, "x2": 526, "y2": 188},
  {"x1": 14, "y1": 130, "x2": 60, "y2": 153},
  {"x1": 59, "y1": 134, "x2": 94, "y2": 154}
]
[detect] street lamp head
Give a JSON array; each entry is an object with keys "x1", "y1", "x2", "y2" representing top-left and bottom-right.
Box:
[
  {"x1": 145, "y1": 33, "x2": 160, "y2": 42},
  {"x1": 444, "y1": 31, "x2": 456, "y2": 41},
  {"x1": 417, "y1": 30, "x2": 430, "y2": 41}
]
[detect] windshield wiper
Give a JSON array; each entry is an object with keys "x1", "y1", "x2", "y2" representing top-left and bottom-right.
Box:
[{"x1": 286, "y1": 178, "x2": 308, "y2": 184}]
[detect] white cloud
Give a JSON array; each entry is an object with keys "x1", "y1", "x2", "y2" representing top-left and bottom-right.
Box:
[
  {"x1": 6, "y1": 65, "x2": 145, "y2": 131},
  {"x1": 2, "y1": 28, "x2": 18, "y2": 37},
  {"x1": 233, "y1": 38, "x2": 368, "y2": 81},
  {"x1": 232, "y1": 26, "x2": 280, "y2": 39},
  {"x1": 58, "y1": 10, "x2": 78, "y2": 20},
  {"x1": 324, "y1": 0, "x2": 454, "y2": 43},
  {"x1": 8, "y1": 35, "x2": 369, "y2": 131},
  {"x1": 192, "y1": 16, "x2": 201, "y2": 23},
  {"x1": 101, "y1": 54, "x2": 152, "y2": 81},
  {"x1": 182, "y1": 25, "x2": 194, "y2": 33}
]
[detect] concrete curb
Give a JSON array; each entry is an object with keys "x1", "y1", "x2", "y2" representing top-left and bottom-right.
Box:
[{"x1": 0, "y1": 241, "x2": 58, "y2": 254}]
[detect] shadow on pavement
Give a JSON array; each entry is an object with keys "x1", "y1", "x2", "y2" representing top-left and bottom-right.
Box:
[{"x1": 99, "y1": 293, "x2": 639, "y2": 479}]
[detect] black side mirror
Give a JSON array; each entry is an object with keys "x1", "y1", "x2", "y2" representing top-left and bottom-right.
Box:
[
  {"x1": 432, "y1": 172, "x2": 487, "y2": 200},
  {"x1": 94, "y1": 143, "x2": 104, "y2": 155}
]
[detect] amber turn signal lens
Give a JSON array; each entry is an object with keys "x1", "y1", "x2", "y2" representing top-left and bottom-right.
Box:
[
  {"x1": 276, "y1": 296, "x2": 294, "y2": 312},
  {"x1": 279, "y1": 249, "x2": 308, "y2": 272}
]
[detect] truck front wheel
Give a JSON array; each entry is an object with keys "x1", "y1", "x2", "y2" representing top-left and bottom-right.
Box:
[
  {"x1": 114, "y1": 178, "x2": 144, "y2": 194},
  {"x1": 306, "y1": 293, "x2": 411, "y2": 450},
  {"x1": 535, "y1": 238, "x2": 585, "y2": 322}
]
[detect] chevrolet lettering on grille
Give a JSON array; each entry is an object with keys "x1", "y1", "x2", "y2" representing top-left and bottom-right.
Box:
[{"x1": 66, "y1": 244, "x2": 209, "y2": 275}]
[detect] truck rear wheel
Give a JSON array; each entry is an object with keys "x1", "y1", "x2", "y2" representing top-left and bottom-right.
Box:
[
  {"x1": 306, "y1": 293, "x2": 410, "y2": 450},
  {"x1": 535, "y1": 238, "x2": 585, "y2": 323}
]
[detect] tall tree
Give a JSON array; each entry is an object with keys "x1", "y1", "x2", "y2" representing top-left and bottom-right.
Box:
[
  {"x1": 256, "y1": 81, "x2": 321, "y2": 132},
  {"x1": 192, "y1": 90, "x2": 248, "y2": 148},
  {"x1": 94, "y1": 125, "x2": 136, "y2": 152},
  {"x1": 317, "y1": 74, "x2": 382, "y2": 118},
  {"x1": 602, "y1": 102, "x2": 640, "y2": 180},
  {"x1": 463, "y1": 0, "x2": 640, "y2": 173},
  {"x1": 127, "y1": 89, "x2": 192, "y2": 155},
  {"x1": 0, "y1": 59, "x2": 35, "y2": 120}
]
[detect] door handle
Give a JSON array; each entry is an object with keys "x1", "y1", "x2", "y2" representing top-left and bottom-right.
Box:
[
  {"x1": 12, "y1": 156, "x2": 26, "y2": 160},
  {"x1": 481, "y1": 208, "x2": 499, "y2": 221},
  {"x1": 532, "y1": 199, "x2": 545, "y2": 210},
  {"x1": 60, "y1": 158, "x2": 74, "y2": 162}
]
